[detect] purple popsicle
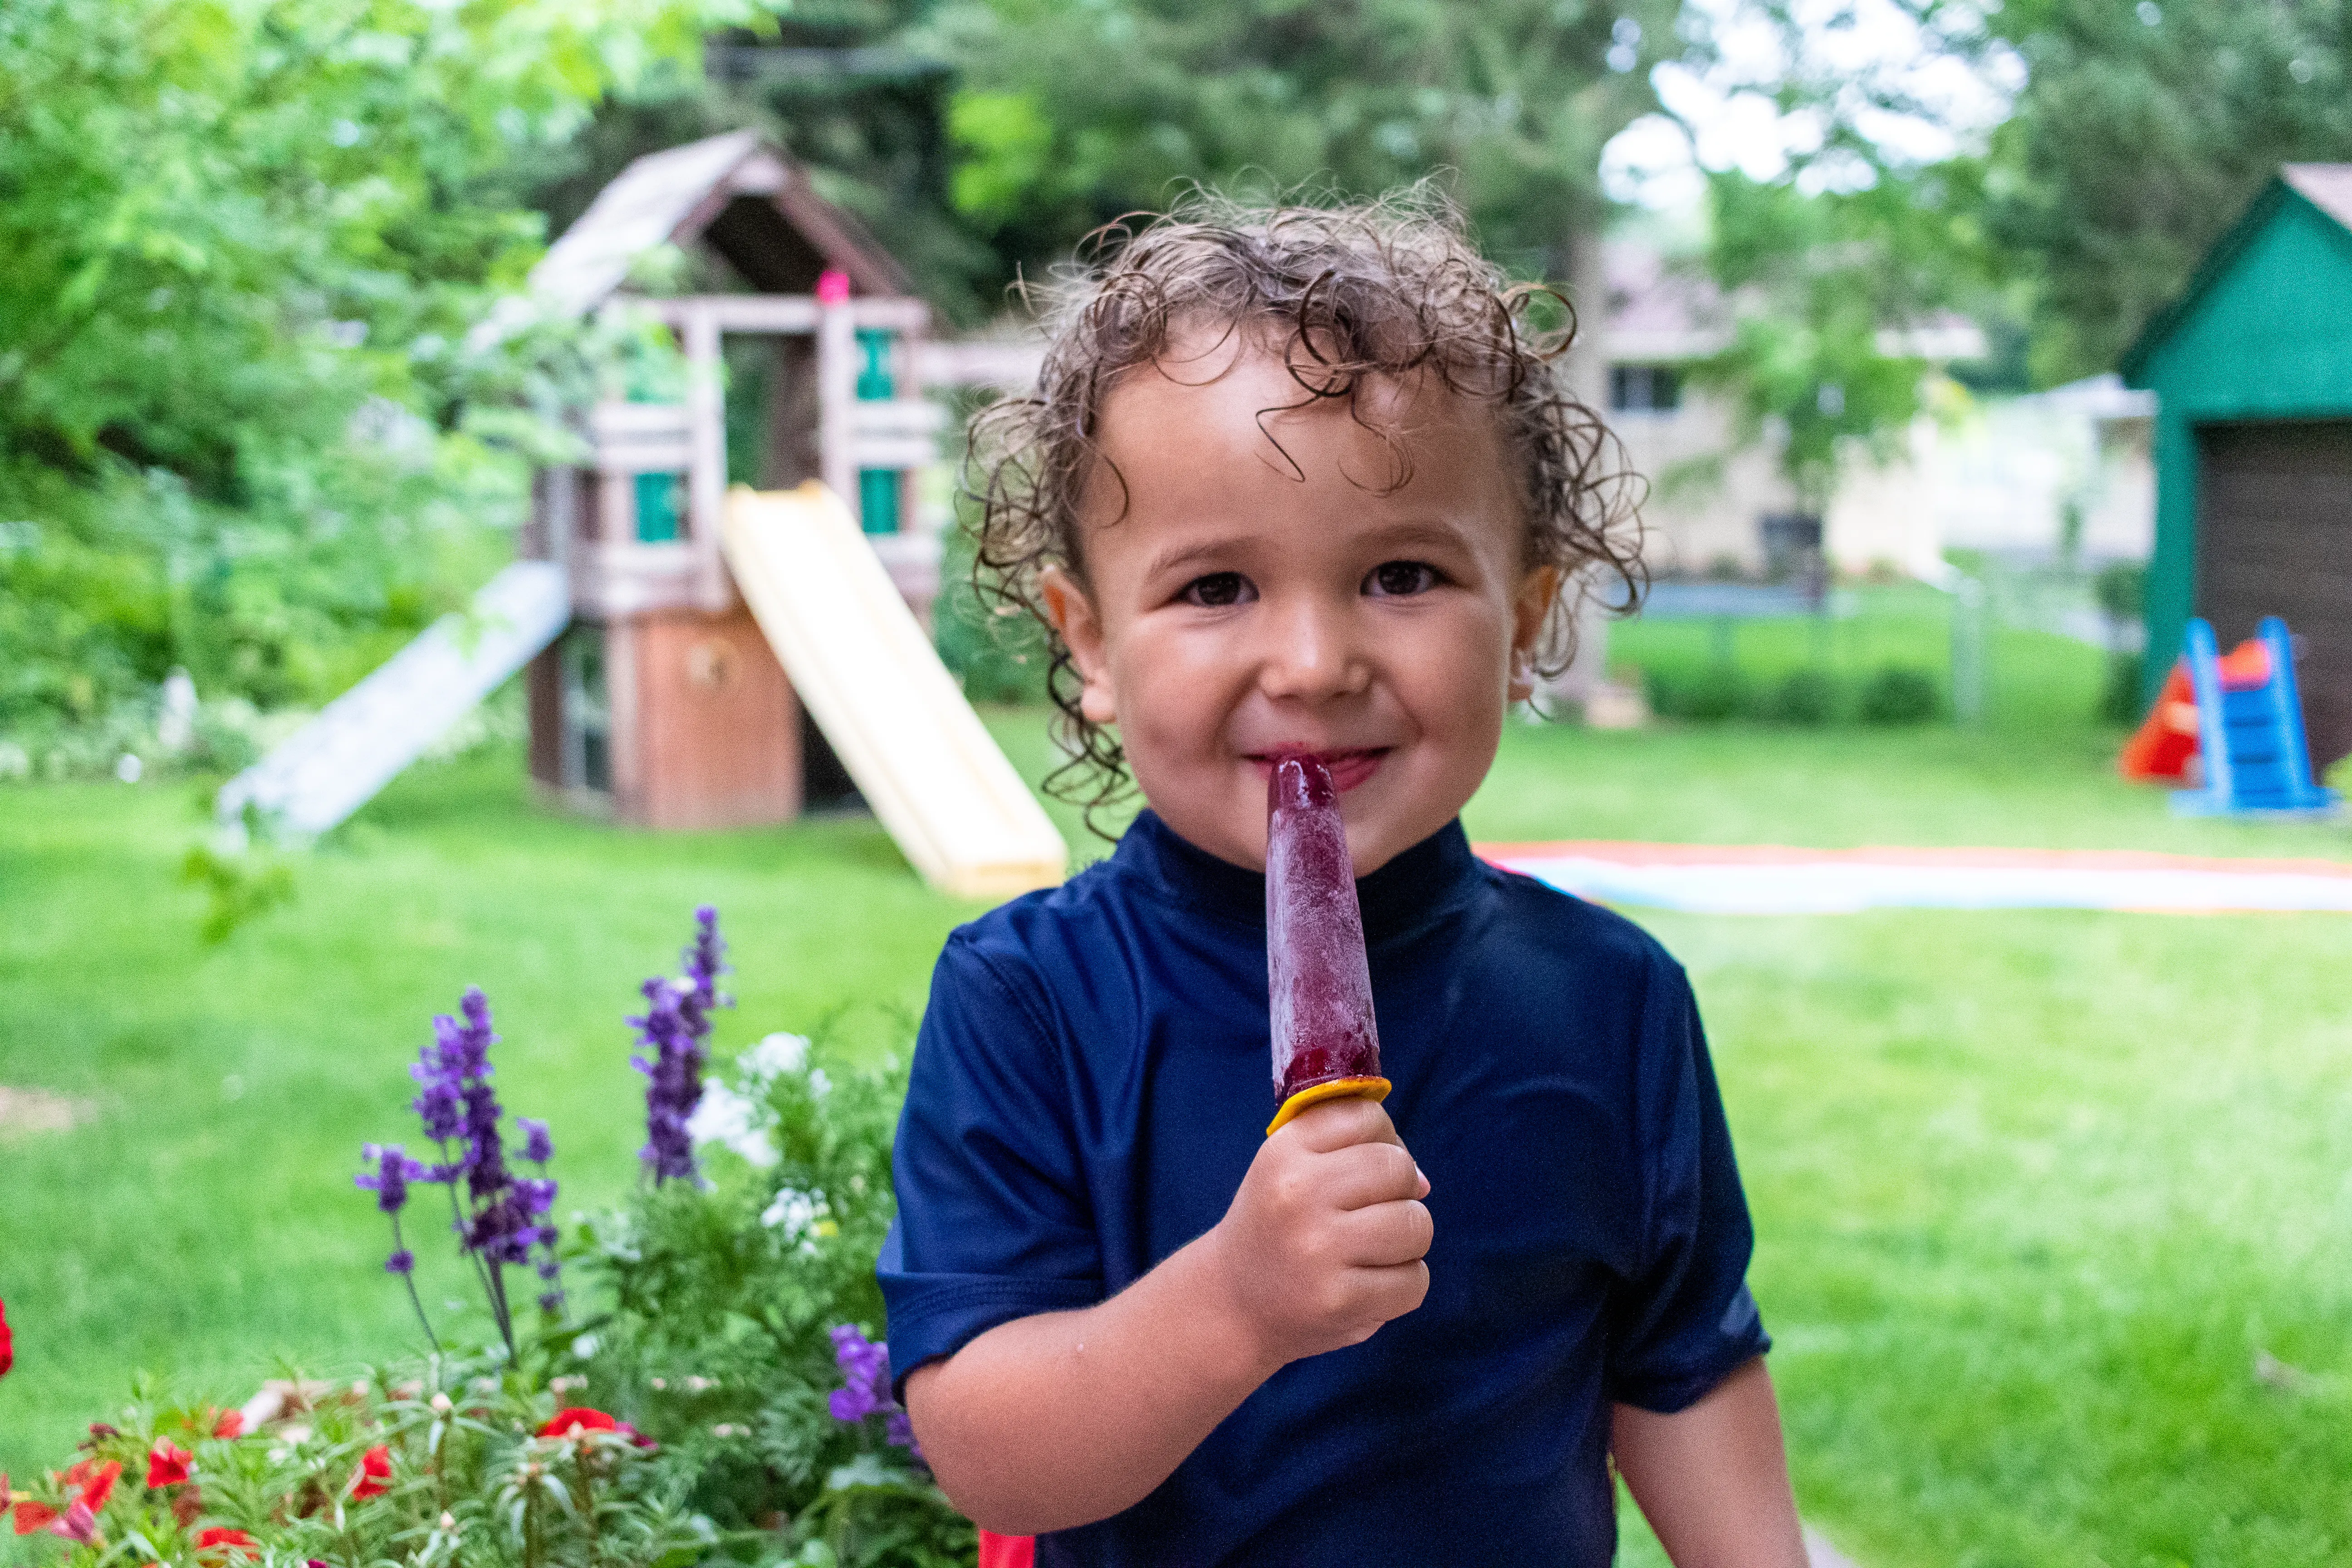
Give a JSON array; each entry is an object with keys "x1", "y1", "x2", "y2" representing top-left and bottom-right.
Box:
[{"x1": 1264, "y1": 755, "x2": 1390, "y2": 1135}]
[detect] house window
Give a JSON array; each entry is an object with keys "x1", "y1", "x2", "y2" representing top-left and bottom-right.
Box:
[{"x1": 1610, "y1": 363, "x2": 1683, "y2": 413}]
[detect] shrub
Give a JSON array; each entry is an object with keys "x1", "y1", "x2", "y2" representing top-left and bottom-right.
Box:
[
  {"x1": 934, "y1": 520, "x2": 1050, "y2": 706},
  {"x1": 1859, "y1": 665, "x2": 1941, "y2": 724},
  {"x1": 579, "y1": 1035, "x2": 973, "y2": 1567},
  {"x1": 6, "y1": 906, "x2": 973, "y2": 1568},
  {"x1": 1647, "y1": 664, "x2": 1750, "y2": 723},
  {"x1": 0, "y1": 1357, "x2": 712, "y2": 1568},
  {"x1": 2099, "y1": 651, "x2": 2145, "y2": 725},
  {"x1": 1767, "y1": 669, "x2": 1839, "y2": 725}
]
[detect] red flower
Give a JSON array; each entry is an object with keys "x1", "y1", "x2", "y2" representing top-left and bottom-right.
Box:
[
  {"x1": 62, "y1": 1459, "x2": 120, "y2": 1513},
  {"x1": 146, "y1": 1442, "x2": 194, "y2": 1490},
  {"x1": 13, "y1": 1500, "x2": 59, "y2": 1535},
  {"x1": 196, "y1": 1525, "x2": 259, "y2": 1559},
  {"x1": 211, "y1": 1410, "x2": 245, "y2": 1440},
  {"x1": 0, "y1": 1295, "x2": 12, "y2": 1380},
  {"x1": 347, "y1": 1445, "x2": 392, "y2": 1501},
  {"x1": 536, "y1": 1407, "x2": 620, "y2": 1439}
]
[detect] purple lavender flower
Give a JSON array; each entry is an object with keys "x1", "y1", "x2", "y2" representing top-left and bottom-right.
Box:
[
  {"x1": 366, "y1": 985, "x2": 564, "y2": 1353},
  {"x1": 516, "y1": 1117, "x2": 564, "y2": 1318},
  {"x1": 828, "y1": 1323, "x2": 919, "y2": 1459},
  {"x1": 630, "y1": 907, "x2": 733, "y2": 1185},
  {"x1": 355, "y1": 1144, "x2": 425, "y2": 1214},
  {"x1": 828, "y1": 1323, "x2": 887, "y2": 1422},
  {"x1": 385, "y1": 1249, "x2": 415, "y2": 1276}
]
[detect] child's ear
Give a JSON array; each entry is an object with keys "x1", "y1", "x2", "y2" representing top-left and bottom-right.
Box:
[
  {"x1": 1039, "y1": 565, "x2": 1119, "y2": 724},
  {"x1": 1508, "y1": 565, "x2": 1563, "y2": 703}
]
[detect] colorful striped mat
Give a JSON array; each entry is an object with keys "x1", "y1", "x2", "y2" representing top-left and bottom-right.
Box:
[{"x1": 1477, "y1": 842, "x2": 2352, "y2": 914}]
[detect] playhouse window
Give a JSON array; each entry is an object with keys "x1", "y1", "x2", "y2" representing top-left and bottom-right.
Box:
[
  {"x1": 561, "y1": 624, "x2": 612, "y2": 793},
  {"x1": 633, "y1": 471, "x2": 685, "y2": 543},
  {"x1": 1610, "y1": 363, "x2": 1683, "y2": 413},
  {"x1": 855, "y1": 326, "x2": 901, "y2": 534}
]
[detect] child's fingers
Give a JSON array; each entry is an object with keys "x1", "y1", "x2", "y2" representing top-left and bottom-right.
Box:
[
  {"x1": 1313, "y1": 1141, "x2": 1426, "y2": 1213},
  {"x1": 1330, "y1": 1197, "x2": 1434, "y2": 1269},
  {"x1": 1342, "y1": 1259, "x2": 1431, "y2": 1330},
  {"x1": 1278, "y1": 1095, "x2": 1404, "y2": 1154}
]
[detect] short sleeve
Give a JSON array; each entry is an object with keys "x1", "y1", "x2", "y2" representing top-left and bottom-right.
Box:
[
  {"x1": 1604, "y1": 964, "x2": 1770, "y2": 1412},
  {"x1": 880, "y1": 932, "x2": 1104, "y2": 1396}
]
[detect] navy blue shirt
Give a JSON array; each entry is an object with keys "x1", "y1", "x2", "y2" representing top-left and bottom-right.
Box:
[{"x1": 881, "y1": 810, "x2": 1767, "y2": 1567}]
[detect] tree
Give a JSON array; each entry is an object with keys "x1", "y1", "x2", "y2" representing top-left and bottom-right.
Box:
[
  {"x1": 1689, "y1": 162, "x2": 1996, "y2": 512},
  {"x1": 1732, "y1": 0, "x2": 2352, "y2": 386},
  {"x1": 1972, "y1": 0, "x2": 2352, "y2": 383},
  {"x1": 926, "y1": 0, "x2": 1681, "y2": 304},
  {"x1": 0, "y1": 0, "x2": 777, "y2": 731}
]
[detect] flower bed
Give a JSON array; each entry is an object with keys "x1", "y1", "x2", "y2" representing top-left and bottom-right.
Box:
[{"x1": 3, "y1": 910, "x2": 973, "y2": 1568}]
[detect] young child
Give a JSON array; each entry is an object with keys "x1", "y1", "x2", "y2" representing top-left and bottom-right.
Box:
[{"x1": 878, "y1": 194, "x2": 1807, "y2": 1567}]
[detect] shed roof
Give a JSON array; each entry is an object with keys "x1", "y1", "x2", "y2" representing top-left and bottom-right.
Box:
[
  {"x1": 2283, "y1": 163, "x2": 2352, "y2": 231},
  {"x1": 529, "y1": 130, "x2": 910, "y2": 318},
  {"x1": 2122, "y1": 164, "x2": 2352, "y2": 384}
]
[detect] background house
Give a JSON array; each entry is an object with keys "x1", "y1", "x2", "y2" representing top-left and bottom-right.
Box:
[{"x1": 1599, "y1": 242, "x2": 2152, "y2": 586}]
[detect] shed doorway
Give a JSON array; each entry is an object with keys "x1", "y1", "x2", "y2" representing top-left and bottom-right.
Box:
[{"x1": 2193, "y1": 419, "x2": 2352, "y2": 768}]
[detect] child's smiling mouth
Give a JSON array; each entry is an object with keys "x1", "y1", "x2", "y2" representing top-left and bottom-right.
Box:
[{"x1": 1244, "y1": 748, "x2": 1392, "y2": 793}]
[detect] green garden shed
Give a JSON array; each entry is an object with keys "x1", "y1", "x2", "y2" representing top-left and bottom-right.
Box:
[{"x1": 2123, "y1": 164, "x2": 2352, "y2": 768}]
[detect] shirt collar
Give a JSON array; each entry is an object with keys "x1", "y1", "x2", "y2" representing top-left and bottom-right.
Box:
[{"x1": 1112, "y1": 808, "x2": 1481, "y2": 942}]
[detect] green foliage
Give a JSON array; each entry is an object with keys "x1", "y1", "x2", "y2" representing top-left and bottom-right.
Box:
[
  {"x1": 1737, "y1": 0, "x2": 2352, "y2": 386},
  {"x1": 2094, "y1": 559, "x2": 2146, "y2": 625},
  {"x1": 933, "y1": 516, "x2": 1050, "y2": 706},
  {"x1": 180, "y1": 841, "x2": 299, "y2": 946},
  {"x1": 2099, "y1": 650, "x2": 2146, "y2": 725},
  {"x1": 1689, "y1": 169, "x2": 1989, "y2": 507},
  {"x1": 1971, "y1": 0, "x2": 2352, "y2": 383},
  {"x1": 1646, "y1": 661, "x2": 1752, "y2": 722},
  {"x1": 3, "y1": 1354, "x2": 712, "y2": 1568},
  {"x1": 1857, "y1": 664, "x2": 1941, "y2": 725},
  {"x1": 0, "y1": 0, "x2": 768, "y2": 732},
  {"x1": 1766, "y1": 667, "x2": 1838, "y2": 726},
  {"x1": 579, "y1": 1039, "x2": 974, "y2": 1565},
  {"x1": 927, "y1": 0, "x2": 1679, "y2": 286}
]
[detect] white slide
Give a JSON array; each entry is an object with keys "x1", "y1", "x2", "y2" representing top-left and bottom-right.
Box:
[
  {"x1": 723, "y1": 484, "x2": 1068, "y2": 900},
  {"x1": 216, "y1": 561, "x2": 570, "y2": 841}
]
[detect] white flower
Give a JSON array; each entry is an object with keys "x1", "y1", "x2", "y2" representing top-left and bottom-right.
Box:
[
  {"x1": 570, "y1": 1334, "x2": 599, "y2": 1361},
  {"x1": 739, "y1": 1031, "x2": 810, "y2": 1083},
  {"x1": 686, "y1": 1082, "x2": 777, "y2": 1168},
  {"x1": 760, "y1": 1186, "x2": 828, "y2": 1238},
  {"x1": 807, "y1": 1068, "x2": 832, "y2": 1099}
]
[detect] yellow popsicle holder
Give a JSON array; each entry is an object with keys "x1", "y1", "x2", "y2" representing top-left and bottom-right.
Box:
[{"x1": 1266, "y1": 1075, "x2": 1392, "y2": 1136}]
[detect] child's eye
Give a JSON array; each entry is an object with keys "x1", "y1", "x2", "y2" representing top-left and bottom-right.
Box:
[
  {"x1": 1179, "y1": 571, "x2": 1256, "y2": 608},
  {"x1": 1364, "y1": 560, "x2": 1441, "y2": 597}
]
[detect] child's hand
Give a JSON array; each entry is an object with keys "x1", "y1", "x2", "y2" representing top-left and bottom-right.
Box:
[{"x1": 1208, "y1": 1097, "x2": 1432, "y2": 1366}]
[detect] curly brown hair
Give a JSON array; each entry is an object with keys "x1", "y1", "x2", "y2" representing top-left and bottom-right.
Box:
[{"x1": 964, "y1": 186, "x2": 1646, "y2": 831}]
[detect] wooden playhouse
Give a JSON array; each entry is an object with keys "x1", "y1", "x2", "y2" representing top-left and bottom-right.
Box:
[
  {"x1": 518, "y1": 130, "x2": 1033, "y2": 829},
  {"x1": 2122, "y1": 163, "x2": 2352, "y2": 769}
]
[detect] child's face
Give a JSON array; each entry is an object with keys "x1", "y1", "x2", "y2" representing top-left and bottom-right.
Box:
[{"x1": 1043, "y1": 330, "x2": 1558, "y2": 874}]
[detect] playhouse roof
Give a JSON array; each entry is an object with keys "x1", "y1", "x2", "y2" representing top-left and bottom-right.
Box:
[
  {"x1": 2121, "y1": 164, "x2": 2352, "y2": 384},
  {"x1": 530, "y1": 130, "x2": 911, "y2": 318}
]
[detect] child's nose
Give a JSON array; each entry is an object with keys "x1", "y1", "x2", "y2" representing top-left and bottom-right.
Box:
[{"x1": 1255, "y1": 596, "x2": 1370, "y2": 703}]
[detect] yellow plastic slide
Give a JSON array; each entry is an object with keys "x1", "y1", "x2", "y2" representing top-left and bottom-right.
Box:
[{"x1": 722, "y1": 483, "x2": 1068, "y2": 900}]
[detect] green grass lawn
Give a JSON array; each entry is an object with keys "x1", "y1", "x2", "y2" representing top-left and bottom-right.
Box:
[{"x1": 5, "y1": 607, "x2": 2352, "y2": 1565}]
